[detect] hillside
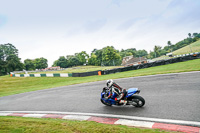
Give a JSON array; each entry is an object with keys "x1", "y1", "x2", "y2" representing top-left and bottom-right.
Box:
[
  {"x1": 153, "y1": 40, "x2": 200, "y2": 61},
  {"x1": 172, "y1": 40, "x2": 200, "y2": 55}
]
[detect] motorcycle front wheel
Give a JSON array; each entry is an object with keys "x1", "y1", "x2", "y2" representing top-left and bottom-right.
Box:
[
  {"x1": 100, "y1": 99, "x2": 112, "y2": 106},
  {"x1": 129, "y1": 95, "x2": 145, "y2": 107}
]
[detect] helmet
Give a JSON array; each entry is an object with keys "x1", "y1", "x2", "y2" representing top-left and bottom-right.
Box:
[{"x1": 106, "y1": 79, "x2": 113, "y2": 88}]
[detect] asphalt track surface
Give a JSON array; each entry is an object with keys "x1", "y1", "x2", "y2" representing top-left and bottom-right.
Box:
[{"x1": 0, "y1": 71, "x2": 200, "y2": 122}]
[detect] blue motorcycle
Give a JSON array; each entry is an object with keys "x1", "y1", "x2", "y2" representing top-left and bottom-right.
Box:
[{"x1": 100, "y1": 87, "x2": 145, "y2": 107}]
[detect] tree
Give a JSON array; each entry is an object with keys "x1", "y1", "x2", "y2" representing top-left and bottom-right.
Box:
[
  {"x1": 148, "y1": 50, "x2": 156, "y2": 59},
  {"x1": 188, "y1": 33, "x2": 191, "y2": 38},
  {"x1": 126, "y1": 48, "x2": 137, "y2": 56},
  {"x1": 154, "y1": 45, "x2": 162, "y2": 58},
  {"x1": 52, "y1": 60, "x2": 59, "y2": 67},
  {"x1": 147, "y1": 33, "x2": 200, "y2": 59},
  {"x1": 52, "y1": 56, "x2": 68, "y2": 68},
  {"x1": 120, "y1": 49, "x2": 132, "y2": 58},
  {"x1": 135, "y1": 50, "x2": 148, "y2": 57},
  {"x1": 120, "y1": 48, "x2": 137, "y2": 58},
  {"x1": 88, "y1": 47, "x2": 121, "y2": 66},
  {"x1": 88, "y1": 53, "x2": 97, "y2": 66},
  {"x1": 69, "y1": 57, "x2": 80, "y2": 67},
  {"x1": 0, "y1": 43, "x2": 23, "y2": 75},
  {"x1": 75, "y1": 51, "x2": 89, "y2": 65},
  {"x1": 6, "y1": 54, "x2": 24, "y2": 72},
  {"x1": 88, "y1": 49, "x2": 103, "y2": 66},
  {"x1": 67, "y1": 55, "x2": 80, "y2": 67},
  {"x1": 34, "y1": 57, "x2": 48, "y2": 69},
  {"x1": 167, "y1": 41, "x2": 172, "y2": 53},
  {"x1": 102, "y1": 46, "x2": 121, "y2": 66},
  {"x1": 0, "y1": 43, "x2": 18, "y2": 61},
  {"x1": 193, "y1": 33, "x2": 198, "y2": 38},
  {"x1": 24, "y1": 59, "x2": 35, "y2": 70}
]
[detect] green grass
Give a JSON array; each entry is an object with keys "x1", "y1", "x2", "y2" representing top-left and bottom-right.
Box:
[
  {"x1": 1, "y1": 59, "x2": 200, "y2": 97},
  {"x1": 27, "y1": 66, "x2": 123, "y2": 74},
  {"x1": 173, "y1": 40, "x2": 200, "y2": 55},
  {"x1": 0, "y1": 116, "x2": 171, "y2": 133},
  {"x1": 153, "y1": 40, "x2": 200, "y2": 61}
]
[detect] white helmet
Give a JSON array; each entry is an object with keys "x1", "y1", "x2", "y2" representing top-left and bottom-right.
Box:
[{"x1": 106, "y1": 79, "x2": 113, "y2": 88}]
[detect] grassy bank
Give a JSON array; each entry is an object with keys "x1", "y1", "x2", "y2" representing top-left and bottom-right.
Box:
[
  {"x1": 173, "y1": 40, "x2": 200, "y2": 55},
  {"x1": 0, "y1": 59, "x2": 200, "y2": 97},
  {"x1": 153, "y1": 40, "x2": 200, "y2": 61},
  {"x1": 27, "y1": 65, "x2": 123, "y2": 74},
  {"x1": 0, "y1": 116, "x2": 170, "y2": 133}
]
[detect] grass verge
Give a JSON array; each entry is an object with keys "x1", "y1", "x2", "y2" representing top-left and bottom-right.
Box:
[
  {"x1": 173, "y1": 40, "x2": 200, "y2": 56},
  {"x1": 0, "y1": 59, "x2": 200, "y2": 97},
  {"x1": 0, "y1": 116, "x2": 171, "y2": 133},
  {"x1": 25, "y1": 65, "x2": 123, "y2": 74},
  {"x1": 153, "y1": 40, "x2": 200, "y2": 61}
]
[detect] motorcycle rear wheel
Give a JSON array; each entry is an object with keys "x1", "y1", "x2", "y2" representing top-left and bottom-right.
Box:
[{"x1": 129, "y1": 95, "x2": 145, "y2": 107}]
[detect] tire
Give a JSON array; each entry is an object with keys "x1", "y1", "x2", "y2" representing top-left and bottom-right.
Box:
[
  {"x1": 129, "y1": 95, "x2": 145, "y2": 107},
  {"x1": 100, "y1": 99, "x2": 112, "y2": 106}
]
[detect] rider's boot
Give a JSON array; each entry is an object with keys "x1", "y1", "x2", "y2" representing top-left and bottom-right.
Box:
[
  {"x1": 119, "y1": 100, "x2": 127, "y2": 105},
  {"x1": 116, "y1": 92, "x2": 127, "y2": 105}
]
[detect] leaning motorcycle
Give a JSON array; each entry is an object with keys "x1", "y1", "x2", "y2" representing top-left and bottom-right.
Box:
[{"x1": 100, "y1": 87, "x2": 145, "y2": 107}]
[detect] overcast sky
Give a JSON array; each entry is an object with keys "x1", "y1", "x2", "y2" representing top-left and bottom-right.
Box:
[{"x1": 1, "y1": 0, "x2": 200, "y2": 66}]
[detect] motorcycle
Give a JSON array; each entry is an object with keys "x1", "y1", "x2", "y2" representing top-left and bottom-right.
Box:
[{"x1": 100, "y1": 87, "x2": 145, "y2": 107}]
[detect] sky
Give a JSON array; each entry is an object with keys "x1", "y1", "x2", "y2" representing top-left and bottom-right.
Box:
[{"x1": 0, "y1": 0, "x2": 200, "y2": 67}]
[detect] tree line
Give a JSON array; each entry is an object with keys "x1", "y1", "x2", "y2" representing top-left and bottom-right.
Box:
[
  {"x1": 53, "y1": 32, "x2": 200, "y2": 67},
  {"x1": 0, "y1": 43, "x2": 48, "y2": 76},
  {"x1": 52, "y1": 46, "x2": 148, "y2": 67},
  {"x1": 24, "y1": 58, "x2": 48, "y2": 70},
  {"x1": 0, "y1": 43, "x2": 24, "y2": 76},
  {"x1": 149, "y1": 33, "x2": 200, "y2": 58},
  {"x1": 1, "y1": 32, "x2": 200, "y2": 76}
]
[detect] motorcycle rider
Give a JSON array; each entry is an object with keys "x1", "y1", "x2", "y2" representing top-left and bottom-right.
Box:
[{"x1": 104, "y1": 79, "x2": 127, "y2": 105}]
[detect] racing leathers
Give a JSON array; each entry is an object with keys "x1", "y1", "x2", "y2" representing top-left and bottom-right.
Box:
[{"x1": 105, "y1": 80, "x2": 127, "y2": 104}]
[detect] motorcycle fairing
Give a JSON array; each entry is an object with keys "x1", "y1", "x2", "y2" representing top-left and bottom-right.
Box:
[
  {"x1": 101, "y1": 92, "x2": 116, "y2": 104},
  {"x1": 126, "y1": 88, "x2": 138, "y2": 98}
]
